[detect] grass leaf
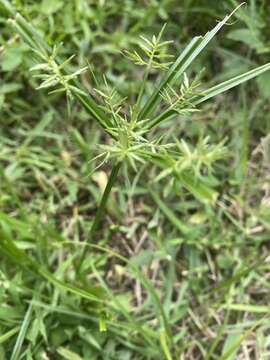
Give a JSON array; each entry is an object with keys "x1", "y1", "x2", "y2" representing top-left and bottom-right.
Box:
[
  {"x1": 139, "y1": 4, "x2": 244, "y2": 122},
  {"x1": 10, "y1": 303, "x2": 33, "y2": 360},
  {"x1": 195, "y1": 62, "x2": 270, "y2": 105},
  {"x1": 57, "y1": 347, "x2": 83, "y2": 360},
  {"x1": 0, "y1": 327, "x2": 20, "y2": 345}
]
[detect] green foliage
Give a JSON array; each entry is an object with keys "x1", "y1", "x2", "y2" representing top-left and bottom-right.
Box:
[
  {"x1": 1, "y1": 0, "x2": 270, "y2": 359},
  {"x1": 124, "y1": 24, "x2": 174, "y2": 70}
]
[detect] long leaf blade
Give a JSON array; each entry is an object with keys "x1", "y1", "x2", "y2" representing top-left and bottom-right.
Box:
[
  {"x1": 147, "y1": 62, "x2": 270, "y2": 129},
  {"x1": 138, "y1": 36, "x2": 203, "y2": 120},
  {"x1": 10, "y1": 303, "x2": 33, "y2": 360},
  {"x1": 138, "y1": 4, "x2": 244, "y2": 121},
  {"x1": 194, "y1": 62, "x2": 270, "y2": 104}
]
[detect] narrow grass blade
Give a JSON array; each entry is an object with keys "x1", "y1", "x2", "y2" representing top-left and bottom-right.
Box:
[
  {"x1": 209, "y1": 252, "x2": 269, "y2": 295},
  {"x1": 195, "y1": 62, "x2": 270, "y2": 105},
  {"x1": 0, "y1": 326, "x2": 20, "y2": 345},
  {"x1": 218, "y1": 316, "x2": 266, "y2": 360},
  {"x1": 38, "y1": 267, "x2": 103, "y2": 303},
  {"x1": 160, "y1": 329, "x2": 173, "y2": 360},
  {"x1": 57, "y1": 347, "x2": 83, "y2": 360},
  {"x1": 147, "y1": 62, "x2": 270, "y2": 129},
  {"x1": 8, "y1": 18, "x2": 39, "y2": 52},
  {"x1": 138, "y1": 36, "x2": 203, "y2": 120},
  {"x1": 221, "y1": 332, "x2": 242, "y2": 360},
  {"x1": 146, "y1": 108, "x2": 175, "y2": 129},
  {"x1": 205, "y1": 310, "x2": 231, "y2": 360},
  {"x1": 10, "y1": 303, "x2": 33, "y2": 360},
  {"x1": 138, "y1": 4, "x2": 244, "y2": 121},
  {"x1": 224, "y1": 304, "x2": 270, "y2": 313},
  {"x1": 73, "y1": 91, "x2": 114, "y2": 132},
  {"x1": 12, "y1": 13, "x2": 50, "y2": 53},
  {"x1": 0, "y1": 0, "x2": 15, "y2": 15}
]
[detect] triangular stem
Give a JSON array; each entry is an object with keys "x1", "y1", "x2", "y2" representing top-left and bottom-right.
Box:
[{"x1": 77, "y1": 162, "x2": 121, "y2": 274}]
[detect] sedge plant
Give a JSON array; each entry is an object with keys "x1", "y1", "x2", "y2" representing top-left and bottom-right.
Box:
[
  {"x1": 8, "y1": 4, "x2": 270, "y2": 267},
  {"x1": 4, "y1": 3, "x2": 270, "y2": 350}
]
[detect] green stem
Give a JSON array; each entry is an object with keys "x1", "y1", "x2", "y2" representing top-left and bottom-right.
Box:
[{"x1": 77, "y1": 162, "x2": 121, "y2": 273}]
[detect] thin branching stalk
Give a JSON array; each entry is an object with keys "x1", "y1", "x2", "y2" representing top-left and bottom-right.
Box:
[{"x1": 77, "y1": 162, "x2": 121, "y2": 274}]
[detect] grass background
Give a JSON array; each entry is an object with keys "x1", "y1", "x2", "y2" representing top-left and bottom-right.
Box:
[{"x1": 1, "y1": 0, "x2": 270, "y2": 359}]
